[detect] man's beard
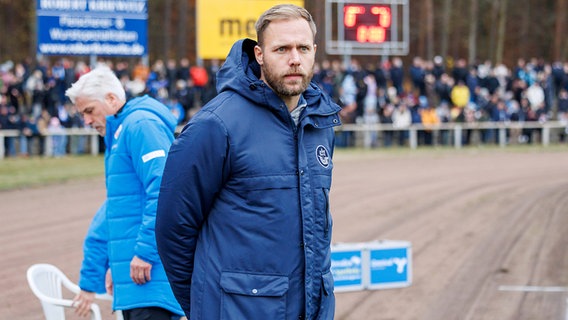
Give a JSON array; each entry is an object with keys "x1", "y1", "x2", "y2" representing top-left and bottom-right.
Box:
[{"x1": 261, "y1": 64, "x2": 313, "y2": 97}]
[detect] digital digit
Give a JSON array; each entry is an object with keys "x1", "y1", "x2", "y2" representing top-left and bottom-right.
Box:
[
  {"x1": 344, "y1": 5, "x2": 365, "y2": 28},
  {"x1": 373, "y1": 6, "x2": 391, "y2": 28}
]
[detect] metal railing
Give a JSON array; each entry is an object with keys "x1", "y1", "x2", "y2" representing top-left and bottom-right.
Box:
[
  {"x1": 1, "y1": 121, "x2": 567, "y2": 160},
  {"x1": 336, "y1": 121, "x2": 568, "y2": 149},
  {"x1": 0, "y1": 128, "x2": 100, "y2": 160}
]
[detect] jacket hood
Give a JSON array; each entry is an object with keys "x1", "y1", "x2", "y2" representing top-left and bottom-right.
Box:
[
  {"x1": 114, "y1": 95, "x2": 177, "y2": 132},
  {"x1": 216, "y1": 38, "x2": 341, "y2": 116}
]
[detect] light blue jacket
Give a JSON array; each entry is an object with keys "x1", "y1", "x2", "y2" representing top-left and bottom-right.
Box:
[
  {"x1": 79, "y1": 95, "x2": 182, "y2": 315},
  {"x1": 156, "y1": 39, "x2": 342, "y2": 319}
]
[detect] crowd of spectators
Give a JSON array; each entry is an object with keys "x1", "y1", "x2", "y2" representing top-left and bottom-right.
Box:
[
  {"x1": 312, "y1": 56, "x2": 568, "y2": 148},
  {"x1": 1, "y1": 55, "x2": 568, "y2": 157}
]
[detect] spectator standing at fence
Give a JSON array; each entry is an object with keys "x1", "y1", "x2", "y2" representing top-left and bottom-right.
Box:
[
  {"x1": 390, "y1": 57, "x2": 405, "y2": 96},
  {"x1": 155, "y1": 4, "x2": 341, "y2": 319},
  {"x1": 392, "y1": 100, "x2": 412, "y2": 146},
  {"x1": 410, "y1": 56, "x2": 426, "y2": 96},
  {"x1": 451, "y1": 79, "x2": 470, "y2": 111},
  {"x1": 0, "y1": 101, "x2": 18, "y2": 157},
  {"x1": 419, "y1": 98, "x2": 440, "y2": 145},
  {"x1": 526, "y1": 80, "x2": 545, "y2": 112},
  {"x1": 47, "y1": 116, "x2": 66, "y2": 157},
  {"x1": 65, "y1": 65, "x2": 184, "y2": 320}
]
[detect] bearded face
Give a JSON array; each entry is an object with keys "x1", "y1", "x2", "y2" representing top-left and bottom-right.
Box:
[
  {"x1": 254, "y1": 18, "x2": 317, "y2": 105},
  {"x1": 260, "y1": 62, "x2": 314, "y2": 97}
]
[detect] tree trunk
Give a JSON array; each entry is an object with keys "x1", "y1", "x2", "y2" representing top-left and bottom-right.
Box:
[
  {"x1": 519, "y1": 0, "x2": 530, "y2": 59},
  {"x1": 468, "y1": 0, "x2": 479, "y2": 65},
  {"x1": 164, "y1": 0, "x2": 172, "y2": 60},
  {"x1": 488, "y1": 0, "x2": 499, "y2": 63},
  {"x1": 495, "y1": 0, "x2": 508, "y2": 64},
  {"x1": 440, "y1": 0, "x2": 452, "y2": 59},
  {"x1": 425, "y1": 0, "x2": 434, "y2": 60},
  {"x1": 177, "y1": 0, "x2": 189, "y2": 61},
  {"x1": 553, "y1": 0, "x2": 567, "y2": 61}
]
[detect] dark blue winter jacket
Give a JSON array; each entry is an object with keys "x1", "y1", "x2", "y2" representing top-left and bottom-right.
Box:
[{"x1": 156, "y1": 38, "x2": 341, "y2": 319}]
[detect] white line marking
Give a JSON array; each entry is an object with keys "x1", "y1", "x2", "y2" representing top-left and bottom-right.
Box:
[{"x1": 498, "y1": 285, "x2": 568, "y2": 293}]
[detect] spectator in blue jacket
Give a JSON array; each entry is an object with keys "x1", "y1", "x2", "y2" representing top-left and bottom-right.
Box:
[
  {"x1": 155, "y1": 4, "x2": 341, "y2": 320},
  {"x1": 65, "y1": 65, "x2": 184, "y2": 320}
]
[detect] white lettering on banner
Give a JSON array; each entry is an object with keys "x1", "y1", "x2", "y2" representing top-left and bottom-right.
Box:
[
  {"x1": 40, "y1": 0, "x2": 87, "y2": 10},
  {"x1": 331, "y1": 256, "x2": 362, "y2": 268},
  {"x1": 59, "y1": 15, "x2": 113, "y2": 28},
  {"x1": 370, "y1": 257, "x2": 408, "y2": 274},
  {"x1": 333, "y1": 268, "x2": 361, "y2": 281},
  {"x1": 87, "y1": 0, "x2": 146, "y2": 13},
  {"x1": 39, "y1": 42, "x2": 145, "y2": 55},
  {"x1": 49, "y1": 28, "x2": 138, "y2": 42},
  {"x1": 142, "y1": 150, "x2": 166, "y2": 163}
]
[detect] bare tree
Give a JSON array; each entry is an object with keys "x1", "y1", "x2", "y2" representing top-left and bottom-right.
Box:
[
  {"x1": 553, "y1": 0, "x2": 567, "y2": 61},
  {"x1": 177, "y1": 0, "x2": 189, "y2": 61},
  {"x1": 487, "y1": 0, "x2": 499, "y2": 62},
  {"x1": 495, "y1": 0, "x2": 508, "y2": 64},
  {"x1": 440, "y1": 0, "x2": 452, "y2": 59},
  {"x1": 425, "y1": 0, "x2": 435, "y2": 60},
  {"x1": 519, "y1": 0, "x2": 530, "y2": 59},
  {"x1": 468, "y1": 0, "x2": 479, "y2": 64},
  {"x1": 164, "y1": 0, "x2": 172, "y2": 60}
]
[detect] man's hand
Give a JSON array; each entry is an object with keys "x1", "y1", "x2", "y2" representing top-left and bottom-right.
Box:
[
  {"x1": 130, "y1": 256, "x2": 152, "y2": 284},
  {"x1": 73, "y1": 290, "x2": 95, "y2": 317},
  {"x1": 105, "y1": 268, "x2": 113, "y2": 295}
]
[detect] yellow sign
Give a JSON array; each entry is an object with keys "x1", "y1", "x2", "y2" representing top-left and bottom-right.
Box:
[{"x1": 197, "y1": 0, "x2": 304, "y2": 60}]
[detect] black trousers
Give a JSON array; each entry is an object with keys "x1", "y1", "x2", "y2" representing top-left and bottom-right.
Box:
[{"x1": 122, "y1": 307, "x2": 178, "y2": 320}]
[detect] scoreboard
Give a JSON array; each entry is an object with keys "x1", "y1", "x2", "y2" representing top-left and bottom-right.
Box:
[{"x1": 325, "y1": 0, "x2": 409, "y2": 56}]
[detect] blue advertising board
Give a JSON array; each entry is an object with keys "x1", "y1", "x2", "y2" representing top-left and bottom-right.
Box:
[
  {"x1": 36, "y1": 0, "x2": 148, "y2": 56},
  {"x1": 331, "y1": 240, "x2": 412, "y2": 292},
  {"x1": 367, "y1": 242, "x2": 412, "y2": 289},
  {"x1": 330, "y1": 243, "x2": 366, "y2": 292}
]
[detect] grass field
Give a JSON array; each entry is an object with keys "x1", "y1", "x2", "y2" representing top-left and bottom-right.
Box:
[
  {"x1": 0, "y1": 155, "x2": 105, "y2": 191},
  {"x1": 0, "y1": 144, "x2": 564, "y2": 191}
]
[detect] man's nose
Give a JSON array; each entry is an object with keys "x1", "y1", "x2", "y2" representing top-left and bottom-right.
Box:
[
  {"x1": 289, "y1": 49, "x2": 301, "y2": 65},
  {"x1": 83, "y1": 115, "x2": 93, "y2": 125}
]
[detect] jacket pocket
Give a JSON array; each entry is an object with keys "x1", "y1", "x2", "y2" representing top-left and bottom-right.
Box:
[
  {"x1": 323, "y1": 188, "x2": 331, "y2": 239},
  {"x1": 220, "y1": 272, "x2": 289, "y2": 320},
  {"x1": 317, "y1": 271, "x2": 336, "y2": 320}
]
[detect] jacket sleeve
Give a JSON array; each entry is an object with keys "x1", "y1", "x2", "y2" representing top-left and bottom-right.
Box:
[
  {"x1": 79, "y1": 202, "x2": 109, "y2": 293},
  {"x1": 126, "y1": 115, "x2": 174, "y2": 264},
  {"x1": 156, "y1": 111, "x2": 230, "y2": 314}
]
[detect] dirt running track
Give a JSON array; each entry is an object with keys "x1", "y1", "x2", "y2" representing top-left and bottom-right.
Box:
[{"x1": 2, "y1": 149, "x2": 568, "y2": 320}]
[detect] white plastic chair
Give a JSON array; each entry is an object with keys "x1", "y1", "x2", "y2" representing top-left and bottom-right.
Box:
[{"x1": 27, "y1": 263, "x2": 122, "y2": 320}]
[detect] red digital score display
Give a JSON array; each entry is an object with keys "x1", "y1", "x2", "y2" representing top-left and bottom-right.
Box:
[{"x1": 343, "y1": 4, "x2": 392, "y2": 43}]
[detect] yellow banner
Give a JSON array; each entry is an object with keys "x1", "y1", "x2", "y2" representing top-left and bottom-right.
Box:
[{"x1": 197, "y1": 0, "x2": 304, "y2": 60}]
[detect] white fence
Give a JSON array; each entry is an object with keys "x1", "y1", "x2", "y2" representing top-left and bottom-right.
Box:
[
  {"x1": 1, "y1": 121, "x2": 567, "y2": 160},
  {"x1": 337, "y1": 121, "x2": 568, "y2": 149},
  {"x1": 0, "y1": 128, "x2": 100, "y2": 160}
]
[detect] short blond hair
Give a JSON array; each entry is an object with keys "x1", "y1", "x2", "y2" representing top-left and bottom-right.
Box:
[{"x1": 255, "y1": 4, "x2": 316, "y2": 47}]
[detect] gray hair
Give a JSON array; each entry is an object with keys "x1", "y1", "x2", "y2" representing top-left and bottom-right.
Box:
[
  {"x1": 65, "y1": 65, "x2": 126, "y2": 104},
  {"x1": 255, "y1": 4, "x2": 316, "y2": 47}
]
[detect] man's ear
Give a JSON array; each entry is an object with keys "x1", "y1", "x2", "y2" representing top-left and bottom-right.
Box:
[
  {"x1": 105, "y1": 93, "x2": 119, "y2": 109},
  {"x1": 254, "y1": 45, "x2": 263, "y2": 66}
]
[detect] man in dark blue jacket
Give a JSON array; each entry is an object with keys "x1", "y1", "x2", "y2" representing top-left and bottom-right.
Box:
[{"x1": 156, "y1": 4, "x2": 341, "y2": 320}]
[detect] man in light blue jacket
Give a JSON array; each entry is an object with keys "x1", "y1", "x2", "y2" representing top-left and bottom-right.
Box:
[
  {"x1": 65, "y1": 65, "x2": 183, "y2": 320},
  {"x1": 156, "y1": 4, "x2": 341, "y2": 320}
]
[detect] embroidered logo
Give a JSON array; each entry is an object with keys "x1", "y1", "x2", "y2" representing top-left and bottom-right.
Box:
[{"x1": 316, "y1": 145, "x2": 330, "y2": 168}]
